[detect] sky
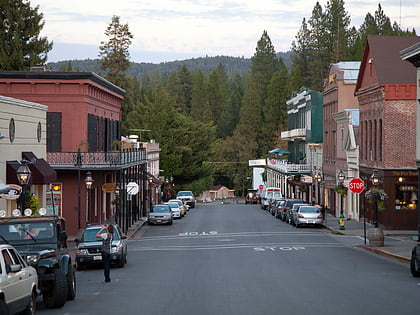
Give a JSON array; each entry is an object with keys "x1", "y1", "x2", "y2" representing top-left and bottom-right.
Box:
[{"x1": 34, "y1": 0, "x2": 420, "y2": 64}]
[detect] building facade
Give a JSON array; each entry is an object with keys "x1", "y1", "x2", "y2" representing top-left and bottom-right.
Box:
[
  {"x1": 0, "y1": 70, "x2": 148, "y2": 235},
  {"x1": 355, "y1": 36, "x2": 419, "y2": 229}
]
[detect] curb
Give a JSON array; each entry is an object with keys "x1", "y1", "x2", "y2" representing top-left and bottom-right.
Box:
[
  {"x1": 126, "y1": 219, "x2": 147, "y2": 240},
  {"x1": 359, "y1": 244, "x2": 411, "y2": 264},
  {"x1": 323, "y1": 225, "x2": 411, "y2": 264}
]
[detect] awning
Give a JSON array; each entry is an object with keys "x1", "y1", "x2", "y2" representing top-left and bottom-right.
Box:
[
  {"x1": 268, "y1": 148, "x2": 290, "y2": 156},
  {"x1": 6, "y1": 152, "x2": 57, "y2": 185}
]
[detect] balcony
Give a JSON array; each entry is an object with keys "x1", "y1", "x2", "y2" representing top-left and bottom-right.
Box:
[
  {"x1": 47, "y1": 149, "x2": 147, "y2": 170},
  {"x1": 281, "y1": 128, "x2": 307, "y2": 140},
  {"x1": 267, "y1": 159, "x2": 311, "y2": 174}
]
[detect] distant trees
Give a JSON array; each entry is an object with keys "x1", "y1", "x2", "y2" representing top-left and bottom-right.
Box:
[{"x1": 0, "y1": 0, "x2": 52, "y2": 70}]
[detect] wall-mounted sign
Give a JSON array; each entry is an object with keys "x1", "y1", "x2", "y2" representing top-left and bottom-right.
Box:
[
  {"x1": 399, "y1": 185, "x2": 416, "y2": 191},
  {"x1": 102, "y1": 183, "x2": 115, "y2": 193},
  {"x1": 127, "y1": 182, "x2": 139, "y2": 195}
]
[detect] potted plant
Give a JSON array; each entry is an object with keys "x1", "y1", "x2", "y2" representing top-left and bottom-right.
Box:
[
  {"x1": 334, "y1": 183, "x2": 348, "y2": 196},
  {"x1": 365, "y1": 188, "x2": 388, "y2": 210}
]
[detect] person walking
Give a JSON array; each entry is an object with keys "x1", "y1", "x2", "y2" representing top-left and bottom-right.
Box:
[{"x1": 96, "y1": 224, "x2": 114, "y2": 283}]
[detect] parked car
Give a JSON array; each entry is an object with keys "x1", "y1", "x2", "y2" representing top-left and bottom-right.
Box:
[
  {"x1": 410, "y1": 236, "x2": 420, "y2": 277},
  {"x1": 168, "y1": 199, "x2": 188, "y2": 215},
  {"x1": 274, "y1": 200, "x2": 286, "y2": 219},
  {"x1": 278, "y1": 199, "x2": 305, "y2": 221},
  {"x1": 293, "y1": 205, "x2": 324, "y2": 227},
  {"x1": 0, "y1": 244, "x2": 37, "y2": 315},
  {"x1": 166, "y1": 201, "x2": 182, "y2": 219},
  {"x1": 148, "y1": 204, "x2": 173, "y2": 225},
  {"x1": 287, "y1": 203, "x2": 309, "y2": 225},
  {"x1": 0, "y1": 213, "x2": 75, "y2": 308},
  {"x1": 75, "y1": 224, "x2": 127, "y2": 270},
  {"x1": 269, "y1": 198, "x2": 284, "y2": 216},
  {"x1": 176, "y1": 191, "x2": 196, "y2": 208},
  {"x1": 260, "y1": 187, "x2": 282, "y2": 210},
  {"x1": 245, "y1": 190, "x2": 258, "y2": 204}
]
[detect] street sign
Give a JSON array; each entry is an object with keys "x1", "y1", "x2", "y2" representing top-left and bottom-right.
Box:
[
  {"x1": 348, "y1": 178, "x2": 365, "y2": 194},
  {"x1": 259, "y1": 185, "x2": 264, "y2": 190},
  {"x1": 126, "y1": 182, "x2": 139, "y2": 195}
]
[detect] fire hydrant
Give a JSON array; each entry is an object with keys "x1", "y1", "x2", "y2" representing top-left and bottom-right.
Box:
[{"x1": 339, "y1": 214, "x2": 345, "y2": 230}]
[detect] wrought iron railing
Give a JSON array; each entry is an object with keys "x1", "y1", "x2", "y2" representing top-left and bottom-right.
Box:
[
  {"x1": 267, "y1": 159, "x2": 311, "y2": 174},
  {"x1": 47, "y1": 149, "x2": 147, "y2": 169}
]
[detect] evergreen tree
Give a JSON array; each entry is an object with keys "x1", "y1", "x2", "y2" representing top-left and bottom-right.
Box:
[
  {"x1": 291, "y1": 18, "x2": 312, "y2": 88},
  {"x1": 190, "y1": 70, "x2": 212, "y2": 123},
  {"x1": 324, "y1": 0, "x2": 352, "y2": 62},
  {"x1": 0, "y1": 0, "x2": 52, "y2": 70},
  {"x1": 98, "y1": 15, "x2": 133, "y2": 81},
  {"x1": 207, "y1": 68, "x2": 226, "y2": 128}
]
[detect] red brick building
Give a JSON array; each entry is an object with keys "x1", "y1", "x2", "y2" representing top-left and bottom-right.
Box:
[
  {"x1": 0, "y1": 70, "x2": 148, "y2": 235},
  {"x1": 355, "y1": 35, "x2": 420, "y2": 229}
]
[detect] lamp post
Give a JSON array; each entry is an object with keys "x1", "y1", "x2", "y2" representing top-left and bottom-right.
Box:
[
  {"x1": 368, "y1": 169, "x2": 384, "y2": 246},
  {"x1": 114, "y1": 185, "x2": 120, "y2": 226},
  {"x1": 17, "y1": 161, "x2": 31, "y2": 212},
  {"x1": 314, "y1": 173, "x2": 321, "y2": 204},
  {"x1": 84, "y1": 171, "x2": 94, "y2": 225},
  {"x1": 337, "y1": 170, "x2": 345, "y2": 230},
  {"x1": 370, "y1": 169, "x2": 380, "y2": 228}
]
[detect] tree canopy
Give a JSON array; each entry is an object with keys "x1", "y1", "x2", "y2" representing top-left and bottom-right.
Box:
[{"x1": 0, "y1": 0, "x2": 52, "y2": 70}]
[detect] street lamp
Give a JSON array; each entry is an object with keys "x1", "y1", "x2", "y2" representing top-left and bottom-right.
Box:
[
  {"x1": 337, "y1": 170, "x2": 345, "y2": 230},
  {"x1": 84, "y1": 171, "x2": 94, "y2": 225},
  {"x1": 114, "y1": 184, "x2": 120, "y2": 226},
  {"x1": 370, "y1": 169, "x2": 380, "y2": 228},
  {"x1": 314, "y1": 173, "x2": 321, "y2": 204},
  {"x1": 17, "y1": 161, "x2": 31, "y2": 211}
]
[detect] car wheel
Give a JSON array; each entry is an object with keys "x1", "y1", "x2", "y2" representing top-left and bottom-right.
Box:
[
  {"x1": 67, "y1": 265, "x2": 76, "y2": 300},
  {"x1": 42, "y1": 269, "x2": 68, "y2": 308},
  {"x1": 22, "y1": 290, "x2": 36, "y2": 315},
  {"x1": 410, "y1": 251, "x2": 420, "y2": 277},
  {"x1": 0, "y1": 299, "x2": 9, "y2": 315}
]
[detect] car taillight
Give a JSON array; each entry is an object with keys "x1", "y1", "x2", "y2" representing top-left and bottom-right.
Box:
[
  {"x1": 298, "y1": 214, "x2": 304, "y2": 218},
  {"x1": 317, "y1": 215, "x2": 323, "y2": 219},
  {"x1": 284, "y1": 206, "x2": 290, "y2": 210}
]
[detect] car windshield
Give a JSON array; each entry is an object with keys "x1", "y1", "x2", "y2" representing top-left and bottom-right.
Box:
[
  {"x1": 0, "y1": 221, "x2": 55, "y2": 242},
  {"x1": 152, "y1": 206, "x2": 170, "y2": 213},
  {"x1": 81, "y1": 228, "x2": 120, "y2": 242},
  {"x1": 177, "y1": 191, "x2": 192, "y2": 196},
  {"x1": 167, "y1": 202, "x2": 179, "y2": 209}
]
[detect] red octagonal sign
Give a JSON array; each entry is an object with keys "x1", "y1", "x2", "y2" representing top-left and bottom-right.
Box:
[{"x1": 348, "y1": 178, "x2": 365, "y2": 194}]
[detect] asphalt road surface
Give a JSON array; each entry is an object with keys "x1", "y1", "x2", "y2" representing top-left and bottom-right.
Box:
[{"x1": 38, "y1": 202, "x2": 419, "y2": 315}]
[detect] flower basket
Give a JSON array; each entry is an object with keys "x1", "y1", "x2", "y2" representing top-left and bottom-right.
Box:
[
  {"x1": 365, "y1": 189, "x2": 388, "y2": 208},
  {"x1": 334, "y1": 184, "x2": 348, "y2": 196}
]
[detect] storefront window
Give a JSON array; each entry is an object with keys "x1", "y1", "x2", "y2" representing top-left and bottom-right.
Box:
[{"x1": 395, "y1": 184, "x2": 417, "y2": 210}]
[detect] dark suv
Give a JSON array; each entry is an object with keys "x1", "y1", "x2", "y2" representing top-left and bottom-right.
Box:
[
  {"x1": 0, "y1": 214, "x2": 75, "y2": 308},
  {"x1": 75, "y1": 224, "x2": 127, "y2": 270}
]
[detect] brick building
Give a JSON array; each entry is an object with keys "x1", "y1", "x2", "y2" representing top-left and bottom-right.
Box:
[
  {"x1": 355, "y1": 35, "x2": 420, "y2": 229},
  {"x1": 0, "y1": 70, "x2": 148, "y2": 235}
]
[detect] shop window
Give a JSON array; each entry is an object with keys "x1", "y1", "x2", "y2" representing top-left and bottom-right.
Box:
[{"x1": 395, "y1": 184, "x2": 417, "y2": 210}]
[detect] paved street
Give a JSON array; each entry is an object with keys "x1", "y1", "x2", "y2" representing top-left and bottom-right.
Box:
[{"x1": 38, "y1": 202, "x2": 419, "y2": 315}]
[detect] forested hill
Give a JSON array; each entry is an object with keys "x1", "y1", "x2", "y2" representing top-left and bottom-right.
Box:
[{"x1": 46, "y1": 52, "x2": 292, "y2": 80}]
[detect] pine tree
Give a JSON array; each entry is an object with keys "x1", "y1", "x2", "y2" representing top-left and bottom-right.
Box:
[
  {"x1": 0, "y1": 0, "x2": 52, "y2": 70},
  {"x1": 98, "y1": 15, "x2": 133, "y2": 80},
  {"x1": 324, "y1": 0, "x2": 352, "y2": 62},
  {"x1": 190, "y1": 70, "x2": 212, "y2": 123}
]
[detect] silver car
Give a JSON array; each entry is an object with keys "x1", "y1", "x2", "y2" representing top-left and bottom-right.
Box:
[
  {"x1": 148, "y1": 204, "x2": 173, "y2": 225},
  {"x1": 287, "y1": 203, "x2": 308, "y2": 225},
  {"x1": 166, "y1": 202, "x2": 182, "y2": 219},
  {"x1": 294, "y1": 206, "x2": 323, "y2": 227}
]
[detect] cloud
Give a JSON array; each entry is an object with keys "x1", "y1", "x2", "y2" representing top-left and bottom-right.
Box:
[{"x1": 35, "y1": 0, "x2": 420, "y2": 63}]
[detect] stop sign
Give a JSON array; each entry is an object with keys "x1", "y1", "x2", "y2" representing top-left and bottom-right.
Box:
[
  {"x1": 259, "y1": 185, "x2": 264, "y2": 190},
  {"x1": 348, "y1": 178, "x2": 365, "y2": 194}
]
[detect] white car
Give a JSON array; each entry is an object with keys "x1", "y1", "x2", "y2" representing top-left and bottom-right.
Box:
[
  {"x1": 0, "y1": 244, "x2": 37, "y2": 314},
  {"x1": 176, "y1": 191, "x2": 196, "y2": 208},
  {"x1": 166, "y1": 201, "x2": 182, "y2": 219}
]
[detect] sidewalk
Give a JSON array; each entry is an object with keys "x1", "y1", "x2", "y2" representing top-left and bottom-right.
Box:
[{"x1": 323, "y1": 213, "x2": 417, "y2": 263}]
